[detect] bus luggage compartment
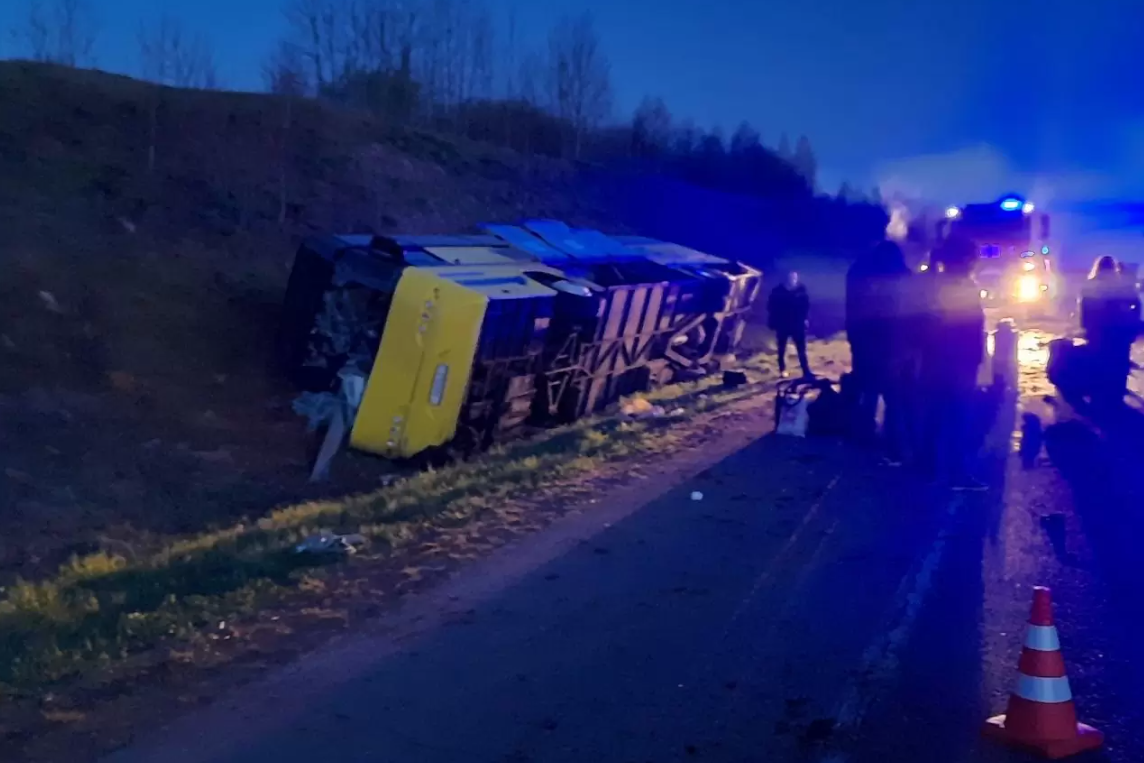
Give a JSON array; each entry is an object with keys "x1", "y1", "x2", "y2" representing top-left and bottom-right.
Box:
[{"x1": 536, "y1": 258, "x2": 715, "y2": 423}]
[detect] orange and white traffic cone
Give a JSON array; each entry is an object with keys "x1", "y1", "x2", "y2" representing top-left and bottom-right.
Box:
[{"x1": 982, "y1": 586, "x2": 1104, "y2": 759}]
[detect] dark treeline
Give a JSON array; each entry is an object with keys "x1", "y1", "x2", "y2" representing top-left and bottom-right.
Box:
[{"x1": 5, "y1": 0, "x2": 888, "y2": 251}]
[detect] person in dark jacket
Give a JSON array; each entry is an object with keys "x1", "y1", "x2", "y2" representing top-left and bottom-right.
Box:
[
  {"x1": 767, "y1": 271, "x2": 812, "y2": 378},
  {"x1": 846, "y1": 240, "x2": 910, "y2": 445},
  {"x1": 920, "y1": 235, "x2": 987, "y2": 491},
  {"x1": 845, "y1": 240, "x2": 919, "y2": 460},
  {"x1": 1080, "y1": 255, "x2": 1140, "y2": 405}
]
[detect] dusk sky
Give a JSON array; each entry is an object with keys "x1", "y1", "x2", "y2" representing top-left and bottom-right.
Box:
[{"x1": 2, "y1": 0, "x2": 1143, "y2": 202}]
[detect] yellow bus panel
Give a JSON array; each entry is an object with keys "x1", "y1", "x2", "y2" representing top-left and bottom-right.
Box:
[{"x1": 350, "y1": 268, "x2": 487, "y2": 458}]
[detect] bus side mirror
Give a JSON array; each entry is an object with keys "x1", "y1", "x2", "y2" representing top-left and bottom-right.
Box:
[{"x1": 1040, "y1": 215, "x2": 1050, "y2": 239}]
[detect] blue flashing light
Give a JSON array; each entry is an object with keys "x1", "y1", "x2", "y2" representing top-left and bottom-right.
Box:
[
  {"x1": 999, "y1": 197, "x2": 1022, "y2": 211},
  {"x1": 1042, "y1": 245, "x2": 1050, "y2": 255}
]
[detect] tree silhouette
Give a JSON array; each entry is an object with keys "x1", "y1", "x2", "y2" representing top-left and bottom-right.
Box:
[
  {"x1": 792, "y1": 135, "x2": 816, "y2": 190},
  {"x1": 631, "y1": 96, "x2": 673, "y2": 159},
  {"x1": 777, "y1": 132, "x2": 792, "y2": 161},
  {"x1": 698, "y1": 127, "x2": 725, "y2": 159},
  {"x1": 671, "y1": 120, "x2": 699, "y2": 156},
  {"x1": 730, "y1": 121, "x2": 761, "y2": 155},
  {"x1": 17, "y1": 0, "x2": 98, "y2": 67},
  {"x1": 543, "y1": 12, "x2": 613, "y2": 159}
]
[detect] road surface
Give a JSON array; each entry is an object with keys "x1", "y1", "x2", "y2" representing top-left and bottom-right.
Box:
[{"x1": 101, "y1": 326, "x2": 1144, "y2": 763}]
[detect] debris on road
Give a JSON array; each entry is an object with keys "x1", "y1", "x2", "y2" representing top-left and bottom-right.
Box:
[
  {"x1": 621, "y1": 397, "x2": 666, "y2": 420},
  {"x1": 38, "y1": 290, "x2": 64, "y2": 314},
  {"x1": 690, "y1": 491, "x2": 704, "y2": 501},
  {"x1": 295, "y1": 531, "x2": 367, "y2": 557}
]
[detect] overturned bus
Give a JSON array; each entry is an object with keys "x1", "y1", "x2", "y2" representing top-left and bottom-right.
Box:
[{"x1": 276, "y1": 221, "x2": 762, "y2": 461}]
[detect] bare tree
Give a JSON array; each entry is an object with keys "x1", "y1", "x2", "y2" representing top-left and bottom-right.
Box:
[
  {"x1": 631, "y1": 96, "x2": 673, "y2": 159},
  {"x1": 263, "y1": 41, "x2": 308, "y2": 226},
  {"x1": 137, "y1": 15, "x2": 219, "y2": 174},
  {"x1": 501, "y1": 4, "x2": 519, "y2": 100},
  {"x1": 543, "y1": 12, "x2": 613, "y2": 159},
  {"x1": 16, "y1": 0, "x2": 97, "y2": 67},
  {"x1": 467, "y1": 8, "x2": 495, "y2": 103},
  {"x1": 264, "y1": 40, "x2": 308, "y2": 97},
  {"x1": 138, "y1": 14, "x2": 218, "y2": 88},
  {"x1": 284, "y1": 0, "x2": 354, "y2": 91}
]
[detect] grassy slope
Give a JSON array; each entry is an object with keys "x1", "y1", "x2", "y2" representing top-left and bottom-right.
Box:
[{"x1": 0, "y1": 357, "x2": 768, "y2": 692}]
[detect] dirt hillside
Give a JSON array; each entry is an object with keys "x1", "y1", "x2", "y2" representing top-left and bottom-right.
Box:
[{"x1": 0, "y1": 61, "x2": 620, "y2": 580}]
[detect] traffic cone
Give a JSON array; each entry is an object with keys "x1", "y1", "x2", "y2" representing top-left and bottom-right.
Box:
[{"x1": 982, "y1": 586, "x2": 1104, "y2": 759}]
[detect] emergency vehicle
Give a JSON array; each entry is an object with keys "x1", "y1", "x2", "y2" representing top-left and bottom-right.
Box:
[{"x1": 932, "y1": 195, "x2": 1058, "y2": 312}]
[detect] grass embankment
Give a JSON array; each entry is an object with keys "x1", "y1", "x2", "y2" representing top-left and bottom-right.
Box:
[{"x1": 0, "y1": 354, "x2": 778, "y2": 696}]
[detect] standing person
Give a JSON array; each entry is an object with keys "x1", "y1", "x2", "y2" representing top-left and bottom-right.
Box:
[
  {"x1": 1080, "y1": 255, "x2": 1140, "y2": 405},
  {"x1": 845, "y1": 241, "x2": 902, "y2": 444},
  {"x1": 767, "y1": 270, "x2": 812, "y2": 378},
  {"x1": 920, "y1": 235, "x2": 987, "y2": 491},
  {"x1": 881, "y1": 242, "x2": 923, "y2": 466},
  {"x1": 845, "y1": 240, "x2": 917, "y2": 460}
]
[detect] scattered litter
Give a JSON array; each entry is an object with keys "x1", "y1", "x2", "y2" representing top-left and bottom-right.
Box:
[
  {"x1": 38, "y1": 291, "x2": 64, "y2": 314},
  {"x1": 690, "y1": 491, "x2": 704, "y2": 501},
  {"x1": 676, "y1": 368, "x2": 708, "y2": 383},
  {"x1": 4, "y1": 468, "x2": 33, "y2": 484},
  {"x1": 191, "y1": 447, "x2": 233, "y2": 464},
  {"x1": 620, "y1": 397, "x2": 667, "y2": 419},
  {"x1": 295, "y1": 531, "x2": 367, "y2": 557},
  {"x1": 668, "y1": 407, "x2": 685, "y2": 416}
]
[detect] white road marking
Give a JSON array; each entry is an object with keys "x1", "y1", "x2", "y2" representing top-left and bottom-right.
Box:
[
  {"x1": 720, "y1": 474, "x2": 843, "y2": 638},
  {"x1": 819, "y1": 493, "x2": 966, "y2": 760}
]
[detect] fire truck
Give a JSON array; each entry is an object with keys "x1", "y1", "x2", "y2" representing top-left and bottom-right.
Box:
[{"x1": 931, "y1": 195, "x2": 1058, "y2": 312}]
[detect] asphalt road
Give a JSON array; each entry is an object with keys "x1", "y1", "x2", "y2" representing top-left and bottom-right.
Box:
[{"x1": 101, "y1": 324, "x2": 1144, "y2": 763}]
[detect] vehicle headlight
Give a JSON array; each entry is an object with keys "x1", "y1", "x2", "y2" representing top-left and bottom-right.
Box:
[{"x1": 1016, "y1": 275, "x2": 1041, "y2": 302}]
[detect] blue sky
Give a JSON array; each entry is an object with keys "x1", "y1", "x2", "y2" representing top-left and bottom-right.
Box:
[{"x1": 2, "y1": 0, "x2": 1143, "y2": 202}]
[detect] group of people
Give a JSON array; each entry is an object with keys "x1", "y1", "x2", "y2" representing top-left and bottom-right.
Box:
[
  {"x1": 843, "y1": 235, "x2": 987, "y2": 489},
  {"x1": 766, "y1": 236, "x2": 1143, "y2": 489},
  {"x1": 766, "y1": 235, "x2": 986, "y2": 488}
]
